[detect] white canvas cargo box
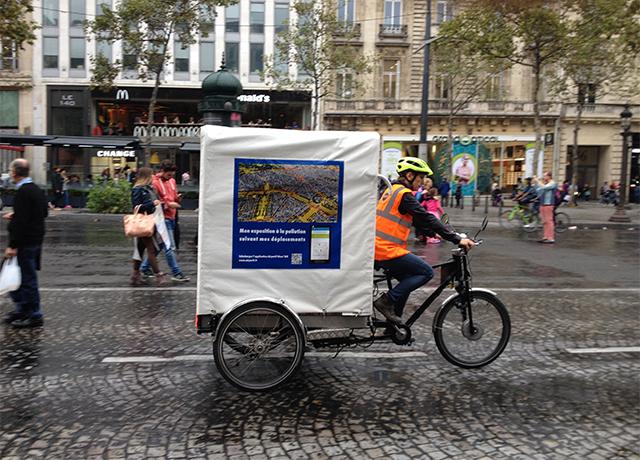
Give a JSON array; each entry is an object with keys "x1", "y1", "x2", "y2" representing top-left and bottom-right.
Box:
[{"x1": 196, "y1": 126, "x2": 380, "y2": 322}]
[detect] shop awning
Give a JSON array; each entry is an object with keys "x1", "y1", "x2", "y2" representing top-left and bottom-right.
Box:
[
  {"x1": 180, "y1": 142, "x2": 200, "y2": 152},
  {"x1": 0, "y1": 134, "x2": 54, "y2": 146},
  {"x1": 47, "y1": 136, "x2": 140, "y2": 148}
]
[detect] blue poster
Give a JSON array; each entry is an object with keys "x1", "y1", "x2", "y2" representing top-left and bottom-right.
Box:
[
  {"x1": 232, "y1": 158, "x2": 344, "y2": 269},
  {"x1": 451, "y1": 141, "x2": 478, "y2": 196}
]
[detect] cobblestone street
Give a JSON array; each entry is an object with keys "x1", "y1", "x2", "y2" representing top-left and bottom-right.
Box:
[{"x1": 1, "y1": 213, "x2": 639, "y2": 459}]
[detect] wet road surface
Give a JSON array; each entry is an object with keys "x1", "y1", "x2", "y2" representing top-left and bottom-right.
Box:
[{"x1": 0, "y1": 213, "x2": 639, "y2": 459}]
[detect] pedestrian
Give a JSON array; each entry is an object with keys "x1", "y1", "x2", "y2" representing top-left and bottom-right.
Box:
[
  {"x1": 535, "y1": 171, "x2": 557, "y2": 244},
  {"x1": 181, "y1": 171, "x2": 191, "y2": 186},
  {"x1": 51, "y1": 167, "x2": 63, "y2": 209},
  {"x1": 60, "y1": 169, "x2": 71, "y2": 209},
  {"x1": 421, "y1": 187, "x2": 444, "y2": 244},
  {"x1": 130, "y1": 167, "x2": 169, "y2": 286},
  {"x1": 454, "y1": 179, "x2": 463, "y2": 208},
  {"x1": 3, "y1": 159, "x2": 48, "y2": 328},
  {"x1": 140, "y1": 160, "x2": 190, "y2": 282},
  {"x1": 101, "y1": 168, "x2": 111, "y2": 183},
  {"x1": 438, "y1": 177, "x2": 450, "y2": 207}
]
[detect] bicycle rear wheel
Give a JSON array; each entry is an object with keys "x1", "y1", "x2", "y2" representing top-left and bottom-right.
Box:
[
  {"x1": 554, "y1": 211, "x2": 570, "y2": 233},
  {"x1": 433, "y1": 291, "x2": 510, "y2": 368},
  {"x1": 213, "y1": 302, "x2": 305, "y2": 391}
]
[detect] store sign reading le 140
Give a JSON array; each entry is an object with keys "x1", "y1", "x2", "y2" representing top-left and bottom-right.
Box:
[
  {"x1": 58, "y1": 94, "x2": 77, "y2": 106},
  {"x1": 96, "y1": 150, "x2": 136, "y2": 158}
]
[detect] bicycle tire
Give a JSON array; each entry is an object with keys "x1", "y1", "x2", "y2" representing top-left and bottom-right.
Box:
[
  {"x1": 213, "y1": 302, "x2": 305, "y2": 391},
  {"x1": 433, "y1": 291, "x2": 510, "y2": 369},
  {"x1": 499, "y1": 210, "x2": 521, "y2": 229},
  {"x1": 554, "y1": 211, "x2": 570, "y2": 233}
]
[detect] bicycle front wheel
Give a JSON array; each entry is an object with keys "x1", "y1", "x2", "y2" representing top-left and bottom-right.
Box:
[
  {"x1": 433, "y1": 291, "x2": 510, "y2": 368},
  {"x1": 554, "y1": 211, "x2": 570, "y2": 233},
  {"x1": 213, "y1": 302, "x2": 305, "y2": 391},
  {"x1": 522, "y1": 211, "x2": 540, "y2": 233}
]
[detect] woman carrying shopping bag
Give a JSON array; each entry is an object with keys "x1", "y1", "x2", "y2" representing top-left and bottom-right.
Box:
[{"x1": 129, "y1": 168, "x2": 169, "y2": 286}]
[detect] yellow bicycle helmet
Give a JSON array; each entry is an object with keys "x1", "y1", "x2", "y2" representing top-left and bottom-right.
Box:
[{"x1": 396, "y1": 157, "x2": 433, "y2": 176}]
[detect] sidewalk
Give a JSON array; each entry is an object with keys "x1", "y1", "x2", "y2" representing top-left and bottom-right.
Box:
[{"x1": 439, "y1": 197, "x2": 640, "y2": 229}]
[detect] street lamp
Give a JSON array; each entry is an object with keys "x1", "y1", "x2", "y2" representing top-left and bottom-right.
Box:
[
  {"x1": 418, "y1": 0, "x2": 433, "y2": 161},
  {"x1": 609, "y1": 104, "x2": 633, "y2": 222}
]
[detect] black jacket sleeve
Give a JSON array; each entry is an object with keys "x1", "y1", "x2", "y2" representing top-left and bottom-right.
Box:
[{"x1": 398, "y1": 193, "x2": 461, "y2": 244}]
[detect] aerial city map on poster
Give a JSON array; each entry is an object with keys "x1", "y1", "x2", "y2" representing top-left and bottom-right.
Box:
[{"x1": 232, "y1": 159, "x2": 343, "y2": 269}]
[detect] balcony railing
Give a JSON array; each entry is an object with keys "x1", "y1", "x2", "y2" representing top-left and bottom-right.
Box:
[
  {"x1": 378, "y1": 24, "x2": 408, "y2": 40},
  {"x1": 133, "y1": 123, "x2": 201, "y2": 138},
  {"x1": 323, "y1": 99, "x2": 565, "y2": 115},
  {"x1": 333, "y1": 22, "x2": 361, "y2": 40}
]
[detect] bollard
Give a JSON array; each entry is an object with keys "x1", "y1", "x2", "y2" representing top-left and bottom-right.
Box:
[
  {"x1": 460, "y1": 195, "x2": 464, "y2": 209},
  {"x1": 472, "y1": 194, "x2": 476, "y2": 212},
  {"x1": 484, "y1": 195, "x2": 489, "y2": 214}
]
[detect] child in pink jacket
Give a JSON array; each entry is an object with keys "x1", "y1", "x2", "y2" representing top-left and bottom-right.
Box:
[{"x1": 421, "y1": 187, "x2": 444, "y2": 244}]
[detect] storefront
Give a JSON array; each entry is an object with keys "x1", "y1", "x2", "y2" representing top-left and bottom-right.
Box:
[{"x1": 382, "y1": 134, "x2": 536, "y2": 192}]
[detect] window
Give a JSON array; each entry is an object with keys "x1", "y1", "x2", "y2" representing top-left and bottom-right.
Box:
[
  {"x1": 578, "y1": 83, "x2": 597, "y2": 104},
  {"x1": 434, "y1": 74, "x2": 450, "y2": 100},
  {"x1": 383, "y1": 0, "x2": 402, "y2": 27},
  {"x1": 336, "y1": 70, "x2": 353, "y2": 98},
  {"x1": 96, "y1": 0, "x2": 111, "y2": 16},
  {"x1": 250, "y1": 43, "x2": 263, "y2": 74},
  {"x1": 96, "y1": 38, "x2": 111, "y2": 62},
  {"x1": 337, "y1": 0, "x2": 355, "y2": 23},
  {"x1": 0, "y1": 41, "x2": 18, "y2": 71},
  {"x1": 200, "y1": 5, "x2": 215, "y2": 38},
  {"x1": 43, "y1": 36, "x2": 59, "y2": 69},
  {"x1": 274, "y1": 0, "x2": 289, "y2": 34},
  {"x1": 225, "y1": 4, "x2": 240, "y2": 33},
  {"x1": 69, "y1": 37, "x2": 85, "y2": 69},
  {"x1": 382, "y1": 60, "x2": 399, "y2": 99},
  {"x1": 225, "y1": 42, "x2": 239, "y2": 73},
  {"x1": 436, "y1": 0, "x2": 453, "y2": 24},
  {"x1": 274, "y1": 48, "x2": 288, "y2": 73},
  {"x1": 485, "y1": 72, "x2": 505, "y2": 100},
  {"x1": 122, "y1": 41, "x2": 137, "y2": 72},
  {"x1": 69, "y1": 0, "x2": 85, "y2": 28},
  {"x1": 174, "y1": 41, "x2": 189, "y2": 73},
  {"x1": 0, "y1": 91, "x2": 19, "y2": 128},
  {"x1": 250, "y1": 1, "x2": 265, "y2": 34},
  {"x1": 43, "y1": 0, "x2": 59, "y2": 27},
  {"x1": 200, "y1": 41, "x2": 215, "y2": 77}
]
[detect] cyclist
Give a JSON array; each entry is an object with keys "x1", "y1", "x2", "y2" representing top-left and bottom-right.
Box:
[{"x1": 374, "y1": 157, "x2": 475, "y2": 324}]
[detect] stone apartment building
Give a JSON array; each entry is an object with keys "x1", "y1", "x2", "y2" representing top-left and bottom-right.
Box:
[{"x1": 322, "y1": 0, "x2": 640, "y2": 191}]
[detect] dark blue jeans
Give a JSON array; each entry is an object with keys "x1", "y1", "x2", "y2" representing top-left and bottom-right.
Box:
[
  {"x1": 377, "y1": 253, "x2": 434, "y2": 317},
  {"x1": 9, "y1": 245, "x2": 43, "y2": 319}
]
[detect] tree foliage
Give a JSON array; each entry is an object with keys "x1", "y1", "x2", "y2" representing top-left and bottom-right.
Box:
[
  {"x1": 0, "y1": 0, "x2": 39, "y2": 52},
  {"x1": 263, "y1": 0, "x2": 373, "y2": 130},
  {"x1": 87, "y1": 180, "x2": 132, "y2": 214},
  {"x1": 86, "y1": 0, "x2": 235, "y2": 162}
]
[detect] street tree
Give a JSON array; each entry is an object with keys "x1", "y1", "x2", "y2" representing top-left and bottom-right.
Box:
[
  {"x1": 1, "y1": 0, "x2": 39, "y2": 62},
  {"x1": 555, "y1": 0, "x2": 640, "y2": 204},
  {"x1": 453, "y1": 0, "x2": 573, "y2": 175},
  {"x1": 433, "y1": 12, "x2": 512, "y2": 172},
  {"x1": 86, "y1": 0, "x2": 235, "y2": 163},
  {"x1": 263, "y1": 0, "x2": 373, "y2": 130}
]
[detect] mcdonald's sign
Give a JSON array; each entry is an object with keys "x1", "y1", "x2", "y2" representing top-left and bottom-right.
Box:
[{"x1": 116, "y1": 89, "x2": 129, "y2": 101}]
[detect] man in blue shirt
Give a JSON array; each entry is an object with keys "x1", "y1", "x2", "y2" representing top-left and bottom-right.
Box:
[{"x1": 438, "y1": 177, "x2": 451, "y2": 207}]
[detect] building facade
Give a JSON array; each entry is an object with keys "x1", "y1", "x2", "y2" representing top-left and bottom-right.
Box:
[
  {"x1": 322, "y1": 0, "x2": 640, "y2": 191},
  {"x1": 27, "y1": 0, "x2": 312, "y2": 186}
]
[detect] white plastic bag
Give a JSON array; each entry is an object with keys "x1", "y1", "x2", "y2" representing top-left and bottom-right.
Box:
[{"x1": 0, "y1": 257, "x2": 21, "y2": 294}]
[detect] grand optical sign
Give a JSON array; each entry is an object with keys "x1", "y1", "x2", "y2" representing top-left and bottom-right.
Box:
[
  {"x1": 432, "y1": 135, "x2": 499, "y2": 144},
  {"x1": 96, "y1": 150, "x2": 136, "y2": 158}
]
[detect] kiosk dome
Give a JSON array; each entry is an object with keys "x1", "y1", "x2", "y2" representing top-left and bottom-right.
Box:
[{"x1": 198, "y1": 55, "x2": 245, "y2": 126}]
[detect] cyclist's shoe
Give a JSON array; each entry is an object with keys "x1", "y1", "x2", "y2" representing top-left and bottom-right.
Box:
[{"x1": 373, "y1": 293, "x2": 402, "y2": 324}]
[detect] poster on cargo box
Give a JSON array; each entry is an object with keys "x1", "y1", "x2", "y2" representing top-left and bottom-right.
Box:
[{"x1": 232, "y1": 158, "x2": 344, "y2": 269}]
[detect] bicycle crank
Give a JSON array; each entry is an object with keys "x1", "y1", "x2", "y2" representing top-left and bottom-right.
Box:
[{"x1": 390, "y1": 324, "x2": 413, "y2": 346}]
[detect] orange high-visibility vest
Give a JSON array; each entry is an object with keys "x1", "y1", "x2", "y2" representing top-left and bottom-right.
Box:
[{"x1": 375, "y1": 184, "x2": 414, "y2": 261}]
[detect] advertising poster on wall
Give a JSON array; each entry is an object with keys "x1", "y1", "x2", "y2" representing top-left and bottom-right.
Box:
[
  {"x1": 232, "y1": 158, "x2": 344, "y2": 269},
  {"x1": 381, "y1": 142, "x2": 403, "y2": 179},
  {"x1": 451, "y1": 141, "x2": 478, "y2": 196}
]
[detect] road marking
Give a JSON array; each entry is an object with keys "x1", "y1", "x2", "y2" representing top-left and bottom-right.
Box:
[
  {"x1": 565, "y1": 346, "x2": 640, "y2": 354},
  {"x1": 102, "y1": 351, "x2": 427, "y2": 364},
  {"x1": 41, "y1": 287, "x2": 640, "y2": 293}
]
